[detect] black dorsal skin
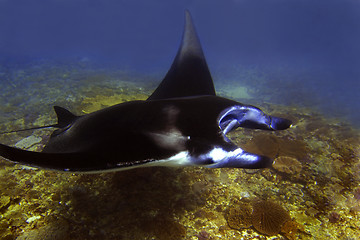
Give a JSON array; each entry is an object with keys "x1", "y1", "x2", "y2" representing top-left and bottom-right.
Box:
[
  {"x1": 147, "y1": 10, "x2": 215, "y2": 100},
  {"x1": 0, "y1": 96, "x2": 291, "y2": 172}
]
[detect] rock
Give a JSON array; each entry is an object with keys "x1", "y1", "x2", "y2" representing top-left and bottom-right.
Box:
[
  {"x1": 15, "y1": 135, "x2": 42, "y2": 150},
  {"x1": 16, "y1": 219, "x2": 69, "y2": 240},
  {"x1": 273, "y1": 156, "x2": 302, "y2": 174},
  {"x1": 224, "y1": 86, "x2": 252, "y2": 99},
  {"x1": 0, "y1": 196, "x2": 10, "y2": 210},
  {"x1": 242, "y1": 134, "x2": 280, "y2": 159},
  {"x1": 278, "y1": 139, "x2": 308, "y2": 160},
  {"x1": 226, "y1": 201, "x2": 253, "y2": 230}
]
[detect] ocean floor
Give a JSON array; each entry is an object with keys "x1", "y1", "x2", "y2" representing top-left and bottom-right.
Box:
[{"x1": 0, "y1": 62, "x2": 359, "y2": 240}]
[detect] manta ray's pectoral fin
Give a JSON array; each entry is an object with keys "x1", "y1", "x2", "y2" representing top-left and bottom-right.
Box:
[
  {"x1": 147, "y1": 10, "x2": 215, "y2": 100},
  {"x1": 218, "y1": 105, "x2": 292, "y2": 135}
]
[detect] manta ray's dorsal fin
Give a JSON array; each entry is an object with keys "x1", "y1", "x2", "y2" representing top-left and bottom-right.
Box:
[
  {"x1": 0, "y1": 106, "x2": 76, "y2": 134},
  {"x1": 53, "y1": 106, "x2": 77, "y2": 128},
  {"x1": 147, "y1": 10, "x2": 216, "y2": 100}
]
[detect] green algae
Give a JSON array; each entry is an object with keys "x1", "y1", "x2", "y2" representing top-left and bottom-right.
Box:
[
  {"x1": 0, "y1": 63, "x2": 359, "y2": 239},
  {"x1": 80, "y1": 91, "x2": 148, "y2": 114},
  {"x1": 0, "y1": 196, "x2": 10, "y2": 211}
]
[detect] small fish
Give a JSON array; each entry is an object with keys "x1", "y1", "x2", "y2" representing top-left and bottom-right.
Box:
[{"x1": 0, "y1": 10, "x2": 291, "y2": 173}]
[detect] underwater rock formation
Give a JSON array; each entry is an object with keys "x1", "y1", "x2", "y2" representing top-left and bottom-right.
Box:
[
  {"x1": 16, "y1": 219, "x2": 69, "y2": 240},
  {"x1": 280, "y1": 219, "x2": 304, "y2": 240},
  {"x1": 0, "y1": 196, "x2": 10, "y2": 211},
  {"x1": 242, "y1": 134, "x2": 280, "y2": 159},
  {"x1": 15, "y1": 135, "x2": 42, "y2": 150},
  {"x1": 278, "y1": 138, "x2": 308, "y2": 160},
  {"x1": 241, "y1": 134, "x2": 309, "y2": 162},
  {"x1": 273, "y1": 156, "x2": 302, "y2": 174}
]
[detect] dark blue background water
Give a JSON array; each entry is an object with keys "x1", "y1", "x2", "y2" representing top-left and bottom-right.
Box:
[{"x1": 0, "y1": 0, "x2": 359, "y2": 126}]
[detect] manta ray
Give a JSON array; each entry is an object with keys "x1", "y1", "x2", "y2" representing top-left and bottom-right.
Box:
[{"x1": 0, "y1": 10, "x2": 291, "y2": 173}]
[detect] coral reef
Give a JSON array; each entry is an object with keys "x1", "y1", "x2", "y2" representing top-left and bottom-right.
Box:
[
  {"x1": 16, "y1": 219, "x2": 69, "y2": 240},
  {"x1": 251, "y1": 200, "x2": 291, "y2": 235},
  {"x1": 280, "y1": 219, "x2": 304, "y2": 240},
  {"x1": 273, "y1": 156, "x2": 302, "y2": 174},
  {"x1": 278, "y1": 138, "x2": 308, "y2": 160},
  {"x1": 242, "y1": 134, "x2": 280, "y2": 159},
  {"x1": 240, "y1": 133, "x2": 308, "y2": 162},
  {"x1": 226, "y1": 199, "x2": 253, "y2": 230},
  {"x1": 0, "y1": 195, "x2": 10, "y2": 211},
  {"x1": 80, "y1": 91, "x2": 148, "y2": 113},
  {"x1": 226, "y1": 198, "x2": 299, "y2": 237}
]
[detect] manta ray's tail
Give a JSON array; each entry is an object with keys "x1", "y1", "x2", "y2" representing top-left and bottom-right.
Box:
[
  {"x1": 0, "y1": 142, "x2": 94, "y2": 171},
  {"x1": 0, "y1": 106, "x2": 77, "y2": 134},
  {"x1": 0, "y1": 124, "x2": 57, "y2": 134}
]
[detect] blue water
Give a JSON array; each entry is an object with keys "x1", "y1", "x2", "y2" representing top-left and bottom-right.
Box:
[{"x1": 0, "y1": 0, "x2": 359, "y2": 126}]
